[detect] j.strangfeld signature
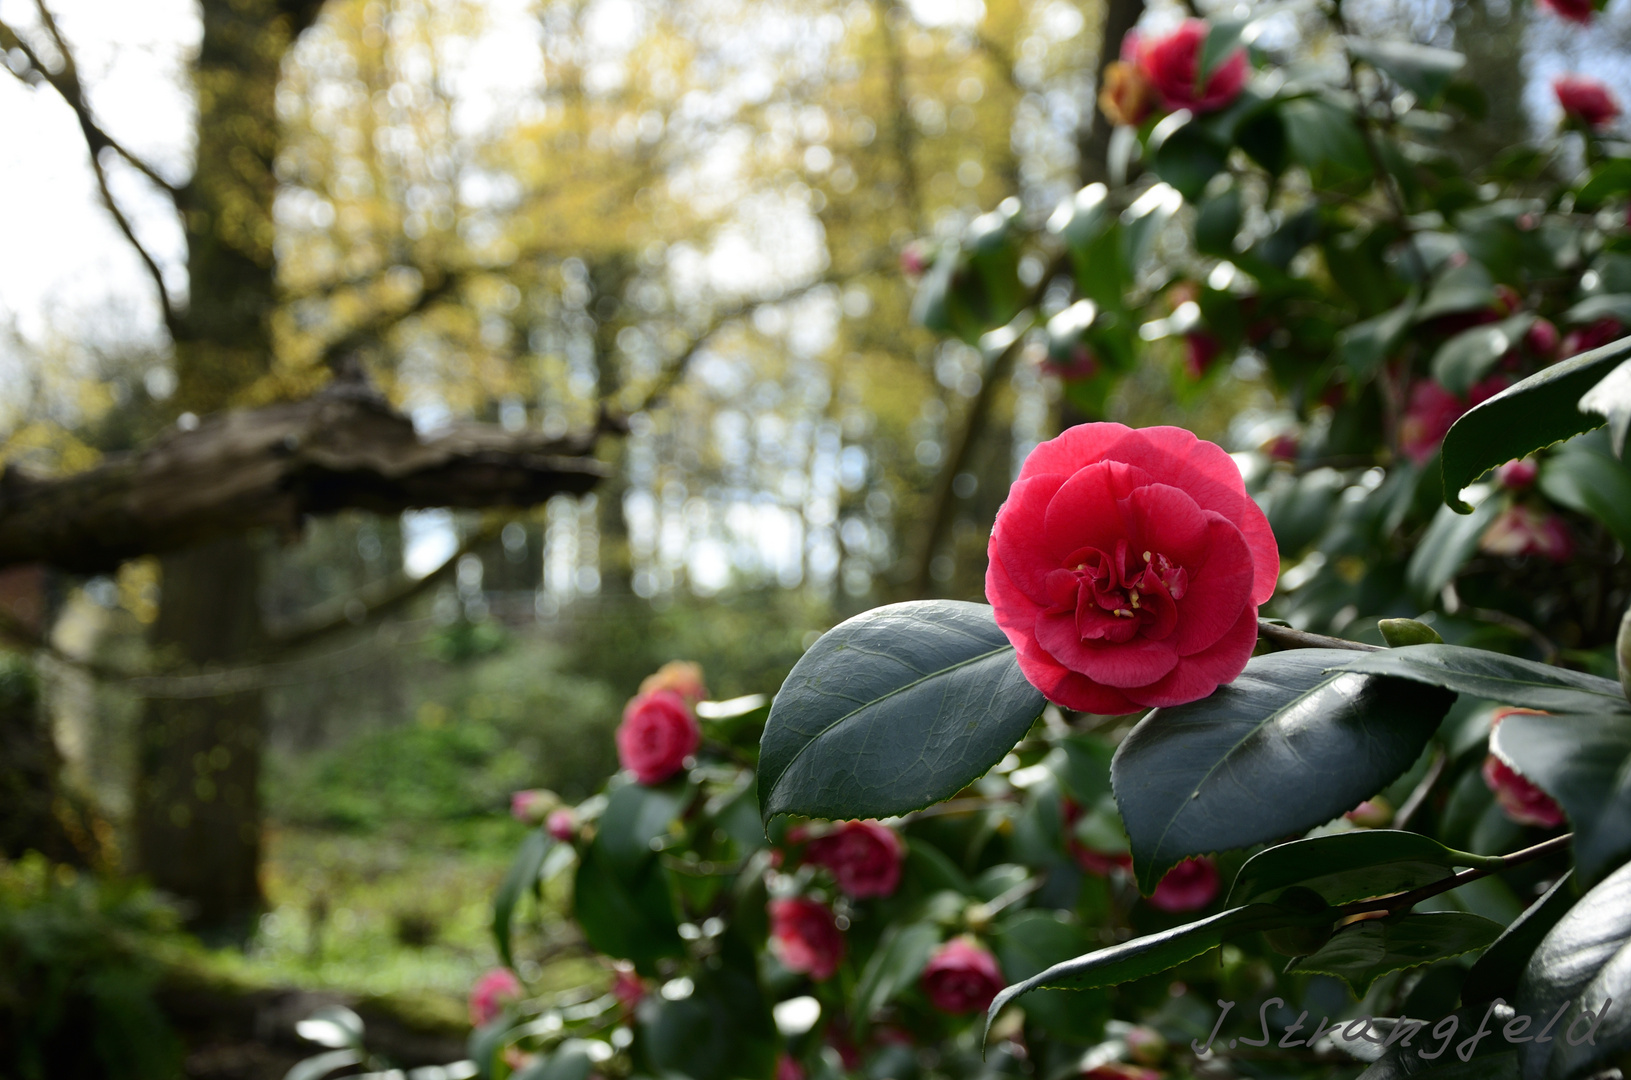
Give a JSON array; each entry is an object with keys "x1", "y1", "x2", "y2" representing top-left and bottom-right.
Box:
[{"x1": 1193, "y1": 996, "x2": 1613, "y2": 1064}]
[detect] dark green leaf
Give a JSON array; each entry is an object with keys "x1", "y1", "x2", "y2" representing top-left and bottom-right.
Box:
[
  {"x1": 1575, "y1": 158, "x2": 1631, "y2": 211},
  {"x1": 1194, "y1": 184, "x2": 1243, "y2": 257},
  {"x1": 1121, "y1": 183, "x2": 1185, "y2": 269},
  {"x1": 493, "y1": 829, "x2": 552, "y2": 970},
  {"x1": 759, "y1": 601, "x2": 1044, "y2": 823},
  {"x1": 1406, "y1": 498, "x2": 1504, "y2": 604},
  {"x1": 1515, "y1": 860, "x2": 1631, "y2": 1080},
  {"x1": 1288, "y1": 912, "x2": 1502, "y2": 994},
  {"x1": 599, "y1": 779, "x2": 693, "y2": 875},
  {"x1": 1492, "y1": 711, "x2": 1631, "y2": 888},
  {"x1": 573, "y1": 842, "x2": 683, "y2": 970},
  {"x1": 1056, "y1": 735, "x2": 1113, "y2": 807},
  {"x1": 1347, "y1": 39, "x2": 1466, "y2": 104},
  {"x1": 1337, "y1": 299, "x2": 1418, "y2": 379},
  {"x1": 1432, "y1": 314, "x2": 1534, "y2": 396},
  {"x1": 992, "y1": 910, "x2": 1101, "y2": 1035},
  {"x1": 282, "y1": 1049, "x2": 362, "y2": 1080},
  {"x1": 1441, "y1": 335, "x2": 1631, "y2": 509},
  {"x1": 1356, "y1": 1005, "x2": 1521, "y2": 1079},
  {"x1": 1464, "y1": 873, "x2": 1578, "y2": 1006},
  {"x1": 1228, "y1": 831, "x2": 1494, "y2": 907},
  {"x1": 638, "y1": 967, "x2": 775, "y2": 1080},
  {"x1": 514, "y1": 1042, "x2": 596, "y2": 1080},
  {"x1": 1282, "y1": 96, "x2": 1370, "y2": 177},
  {"x1": 1538, "y1": 434, "x2": 1631, "y2": 550},
  {"x1": 1112, "y1": 650, "x2": 1454, "y2": 891},
  {"x1": 1579, "y1": 358, "x2": 1631, "y2": 457},
  {"x1": 1417, "y1": 261, "x2": 1496, "y2": 323},
  {"x1": 1199, "y1": 17, "x2": 1250, "y2": 82},
  {"x1": 1151, "y1": 120, "x2": 1226, "y2": 203},
  {"x1": 1380, "y1": 619, "x2": 1446, "y2": 647},
  {"x1": 1563, "y1": 294, "x2": 1631, "y2": 327},
  {"x1": 852, "y1": 923, "x2": 940, "y2": 1026},
  {"x1": 1334, "y1": 645, "x2": 1630, "y2": 715}
]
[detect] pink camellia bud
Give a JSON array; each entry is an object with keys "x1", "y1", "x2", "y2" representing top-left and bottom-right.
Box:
[
  {"x1": 1131, "y1": 20, "x2": 1249, "y2": 115},
  {"x1": 1124, "y1": 1025, "x2": 1168, "y2": 1065},
  {"x1": 1480, "y1": 504, "x2": 1574, "y2": 561},
  {"x1": 1495, "y1": 458, "x2": 1540, "y2": 490},
  {"x1": 1540, "y1": 0, "x2": 1595, "y2": 23},
  {"x1": 1482, "y1": 756, "x2": 1565, "y2": 828},
  {"x1": 1554, "y1": 74, "x2": 1622, "y2": 129},
  {"x1": 920, "y1": 937, "x2": 1006, "y2": 1014},
  {"x1": 1183, "y1": 332, "x2": 1224, "y2": 379},
  {"x1": 510, "y1": 789, "x2": 557, "y2": 826},
  {"x1": 616, "y1": 688, "x2": 701, "y2": 785},
  {"x1": 775, "y1": 1055, "x2": 806, "y2": 1080},
  {"x1": 1525, "y1": 318, "x2": 1560, "y2": 358},
  {"x1": 1265, "y1": 434, "x2": 1299, "y2": 462},
  {"x1": 611, "y1": 965, "x2": 645, "y2": 1012},
  {"x1": 768, "y1": 898, "x2": 845, "y2": 981},
  {"x1": 546, "y1": 808, "x2": 576, "y2": 842},
  {"x1": 638, "y1": 660, "x2": 708, "y2": 705},
  {"x1": 899, "y1": 241, "x2": 932, "y2": 281},
  {"x1": 1147, "y1": 856, "x2": 1220, "y2": 913},
  {"x1": 804, "y1": 820, "x2": 906, "y2": 899},
  {"x1": 1345, "y1": 798, "x2": 1393, "y2": 829},
  {"x1": 469, "y1": 968, "x2": 524, "y2": 1028}
]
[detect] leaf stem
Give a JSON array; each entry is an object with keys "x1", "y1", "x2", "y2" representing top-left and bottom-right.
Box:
[
  {"x1": 1335, "y1": 833, "x2": 1572, "y2": 919},
  {"x1": 1256, "y1": 619, "x2": 1383, "y2": 653}
]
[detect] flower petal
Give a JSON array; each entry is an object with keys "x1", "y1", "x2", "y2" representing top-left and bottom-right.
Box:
[
  {"x1": 991, "y1": 473, "x2": 1069, "y2": 603},
  {"x1": 1170, "y1": 514, "x2": 1255, "y2": 656},
  {"x1": 1118, "y1": 483, "x2": 1211, "y2": 567},
  {"x1": 1017, "y1": 420, "x2": 1133, "y2": 483},
  {"x1": 1040, "y1": 460, "x2": 1153, "y2": 562},
  {"x1": 1125, "y1": 604, "x2": 1258, "y2": 708},
  {"x1": 1033, "y1": 610, "x2": 1179, "y2": 688}
]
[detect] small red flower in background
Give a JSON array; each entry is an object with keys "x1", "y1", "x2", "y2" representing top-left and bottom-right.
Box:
[
  {"x1": 1099, "y1": 60, "x2": 1158, "y2": 127},
  {"x1": 616, "y1": 688, "x2": 700, "y2": 784},
  {"x1": 1399, "y1": 377, "x2": 1507, "y2": 466},
  {"x1": 1540, "y1": 0, "x2": 1595, "y2": 23},
  {"x1": 1148, "y1": 856, "x2": 1219, "y2": 913},
  {"x1": 900, "y1": 240, "x2": 932, "y2": 281},
  {"x1": 775, "y1": 1055, "x2": 805, "y2": 1080},
  {"x1": 469, "y1": 968, "x2": 523, "y2": 1028},
  {"x1": 1561, "y1": 318, "x2": 1625, "y2": 358},
  {"x1": 510, "y1": 789, "x2": 555, "y2": 825},
  {"x1": 1130, "y1": 20, "x2": 1248, "y2": 115},
  {"x1": 986, "y1": 423, "x2": 1279, "y2": 714},
  {"x1": 1525, "y1": 318, "x2": 1560, "y2": 358},
  {"x1": 1495, "y1": 459, "x2": 1539, "y2": 490},
  {"x1": 611, "y1": 965, "x2": 645, "y2": 1013},
  {"x1": 1084, "y1": 1064, "x2": 1162, "y2": 1080},
  {"x1": 921, "y1": 937, "x2": 1006, "y2": 1014},
  {"x1": 1554, "y1": 74, "x2": 1622, "y2": 128},
  {"x1": 768, "y1": 898, "x2": 845, "y2": 980},
  {"x1": 1345, "y1": 798, "x2": 1392, "y2": 828},
  {"x1": 805, "y1": 820, "x2": 906, "y2": 899},
  {"x1": 1480, "y1": 505, "x2": 1574, "y2": 562},
  {"x1": 1484, "y1": 708, "x2": 1566, "y2": 828},
  {"x1": 1124, "y1": 1025, "x2": 1167, "y2": 1065},
  {"x1": 1042, "y1": 344, "x2": 1100, "y2": 381},
  {"x1": 638, "y1": 660, "x2": 708, "y2": 705},
  {"x1": 547, "y1": 808, "x2": 577, "y2": 842},
  {"x1": 1183, "y1": 332, "x2": 1224, "y2": 379},
  {"x1": 1061, "y1": 798, "x2": 1133, "y2": 876}
]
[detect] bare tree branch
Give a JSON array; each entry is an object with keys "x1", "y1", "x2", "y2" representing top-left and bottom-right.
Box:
[{"x1": 0, "y1": 383, "x2": 606, "y2": 573}]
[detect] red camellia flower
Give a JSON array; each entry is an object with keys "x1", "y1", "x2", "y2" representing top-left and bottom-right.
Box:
[
  {"x1": 1554, "y1": 74, "x2": 1622, "y2": 129},
  {"x1": 469, "y1": 968, "x2": 524, "y2": 1028},
  {"x1": 1148, "y1": 856, "x2": 1220, "y2": 912},
  {"x1": 1183, "y1": 331, "x2": 1224, "y2": 378},
  {"x1": 1540, "y1": 0, "x2": 1595, "y2": 22},
  {"x1": 775, "y1": 1055, "x2": 805, "y2": 1080},
  {"x1": 615, "y1": 688, "x2": 700, "y2": 784},
  {"x1": 611, "y1": 966, "x2": 645, "y2": 1013},
  {"x1": 805, "y1": 820, "x2": 905, "y2": 899},
  {"x1": 768, "y1": 898, "x2": 845, "y2": 980},
  {"x1": 1525, "y1": 317, "x2": 1560, "y2": 358},
  {"x1": 1484, "y1": 708, "x2": 1566, "y2": 828},
  {"x1": 986, "y1": 423, "x2": 1278, "y2": 714},
  {"x1": 1399, "y1": 377, "x2": 1507, "y2": 466},
  {"x1": 1562, "y1": 317, "x2": 1625, "y2": 358},
  {"x1": 1131, "y1": 20, "x2": 1249, "y2": 115},
  {"x1": 920, "y1": 937, "x2": 1005, "y2": 1014},
  {"x1": 1480, "y1": 505, "x2": 1574, "y2": 562}
]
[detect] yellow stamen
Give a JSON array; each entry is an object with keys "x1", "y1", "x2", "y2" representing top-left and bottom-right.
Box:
[
  {"x1": 1114, "y1": 608, "x2": 1134, "y2": 618},
  {"x1": 1142, "y1": 550, "x2": 1152, "y2": 562}
]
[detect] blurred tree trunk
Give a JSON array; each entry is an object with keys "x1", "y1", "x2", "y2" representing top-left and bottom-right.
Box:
[
  {"x1": 0, "y1": 652, "x2": 106, "y2": 867},
  {"x1": 133, "y1": 0, "x2": 320, "y2": 940}
]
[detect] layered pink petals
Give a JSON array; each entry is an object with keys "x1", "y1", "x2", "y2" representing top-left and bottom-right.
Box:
[{"x1": 989, "y1": 424, "x2": 1275, "y2": 713}]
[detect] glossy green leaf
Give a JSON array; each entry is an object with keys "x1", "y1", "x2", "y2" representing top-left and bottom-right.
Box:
[
  {"x1": 1228, "y1": 831, "x2": 1493, "y2": 907},
  {"x1": 1112, "y1": 650, "x2": 1454, "y2": 891},
  {"x1": 759, "y1": 601, "x2": 1044, "y2": 823},
  {"x1": 1288, "y1": 912, "x2": 1502, "y2": 994},
  {"x1": 1334, "y1": 645, "x2": 1631, "y2": 716},
  {"x1": 993, "y1": 910, "x2": 1100, "y2": 1036},
  {"x1": 1406, "y1": 496, "x2": 1503, "y2": 604},
  {"x1": 493, "y1": 829, "x2": 553, "y2": 970},
  {"x1": 1464, "y1": 873, "x2": 1578, "y2": 1007},
  {"x1": 1282, "y1": 96, "x2": 1370, "y2": 177},
  {"x1": 1564, "y1": 293, "x2": 1631, "y2": 327},
  {"x1": 1515, "y1": 860, "x2": 1631, "y2": 1080},
  {"x1": 1578, "y1": 357, "x2": 1631, "y2": 457},
  {"x1": 1432, "y1": 314, "x2": 1534, "y2": 396},
  {"x1": 1151, "y1": 120, "x2": 1226, "y2": 203},
  {"x1": 1194, "y1": 183, "x2": 1242, "y2": 257},
  {"x1": 1121, "y1": 183, "x2": 1184, "y2": 269},
  {"x1": 1347, "y1": 39, "x2": 1466, "y2": 104},
  {"x1": 852, "y1": 922, "x2": 940, "y2": 1027},
  {"x1": 1492, "y1": 711, "x2": 1631, "y2": 887},
  {"x1": 1337, "y1": 298, "x2": 1417, "y2": 379},
  {"x1": 638, "y1": 967, "x2": 775, "y2": 1080},
  {"x1": 1441, "y1": 334, "x2": 1631, "y2": 509},
  {"x1": 1575, "y1": 158, "x2": 1631, "y2": 211},
  {"x1": 1538, "y1": 434, "x2": 1631, "y2": 550},
  {"x1": 1417, "y1": 261, "x2": 1496, "y2": 323},
  {"x1": 599, "y1": 779, "x2": 693, "y2": 875}
]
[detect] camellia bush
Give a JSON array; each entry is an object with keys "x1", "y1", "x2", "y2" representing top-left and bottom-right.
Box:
[{"x1": 288, "y1": 3, "x2": 1631, "y2": 1080}]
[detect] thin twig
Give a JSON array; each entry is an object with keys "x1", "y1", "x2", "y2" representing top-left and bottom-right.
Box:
[
  {"x1": 1336, "y1": 833, "x2": 1572, "y2": 919},
  {"x1": 1256, "y1": 618, "x2": 1384, "y2": 652}
]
